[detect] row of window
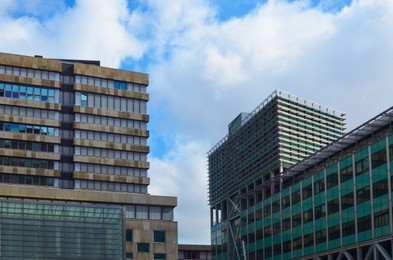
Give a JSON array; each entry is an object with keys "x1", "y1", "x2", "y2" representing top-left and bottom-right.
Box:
[
  {"x1": 126, "y1": 252, "x2": 166, "y2": 260},
  {"x1": 0, "y1": 122, "x2": 57, "y2": 136},
  {"x1": 75, "y1": 75, "x2": 146, "y2": 93},
  {"x1": 77, "y1": 180, "x2": 147, "y2": 194},
  {"x1": 0, "y1": 65, "x2": 60, "y2": 81},
  {"x1": 0, "y1": 156, "x2": 55, "y2": 169},
  {"x1": 76, "y1": 147, "x2": 147, "y2": 161},
  {"x1": 125, "y1": 230, "x2": 166, "y2": 243},
  {"x1": 0, "y1": 105, "x2": 59, "y2": 120},
  {"x1": 0, "y1": 82, "x2": 57, "y2": 102},
  {"x1": 263, "y1": 148, "x2": 388, "y2": 216},
  {"x1": 76, "y1": 163, "x2": 147, "y2": 177},
  {"x1": 77, "y1": 92, "x2": 147, "y2": 114},
  {"x1": 76, "y1": 130, "x2": 147, "y2": 145},
  {"x1": 0, "y1": 139, "x2": 56, "y2": 152},
  {"x1": 76, "y1": 113, "x2": 147, "y2": 130},
  {"x1": 0, "y1": 173, "x2": 55, "y2": 186},
  {"x1": 124, "y1": 205, "x2": 174, "y2": 221}
]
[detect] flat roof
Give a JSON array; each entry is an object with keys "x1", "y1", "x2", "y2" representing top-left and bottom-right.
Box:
[{"x1": 208, "y1": 89, "x2": 345, "y2": 155}]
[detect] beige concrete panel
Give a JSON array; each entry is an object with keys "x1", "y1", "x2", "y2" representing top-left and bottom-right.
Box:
[
  {"x1": 73, "y1": 62, "x2": 148, "y2": 85},
  {"x1": 73, "y1": 155, "x2": 150, "y2": 169},
  {"x1": 0, "y1": 52, "x2": 62, "y2": 72},
  {"x1": 73, "y1": 171, "x2": 150, "y2": 185},
  {"x1": 0, "y1": 74, "x2": 60, "y2": 88},
  {"x1": 125, "y1": 219, "x2": 178, "y2": 259},
  {"x1": 0, "y1": 166, "x2": 60, "y2": 177},
  {"x1": 0, "y1": 148, "x2": 60, "y2": 160},
  {"x1": 0, "y1": 132, "x2": 61, "y2": 144},
  {"x1": 74, "y1": 83, "x2": 149, "y2": 100},
  {"x1": 73, "y1": 122, "x2": 149, "y2": 137},
  {"x1": 73, "y1": 138, "x2": 149, "y2": 153},
  {"x1": 0, "y1": 97, "x2": 61, "y2": 111},
  {"x1": 73, "y1": 105, "x2": 149, "y2": 122},
  {"x1": 0, "y1": 114, "x2": 61, "y2": 127},
  {"x1": 0, "y1": 184, "x2": 177, "y2": 206}
]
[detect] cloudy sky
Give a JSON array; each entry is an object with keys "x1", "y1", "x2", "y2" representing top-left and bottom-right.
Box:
[{"x1": 1, "y1": 0, "x2": 393, "y2": 244}]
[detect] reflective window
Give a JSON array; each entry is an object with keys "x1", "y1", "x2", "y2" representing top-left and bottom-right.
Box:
[
  {"x1": 81, "y1": 93, "x2": 88, "y2": 106},
  {"x1": 137, "y1": 243, "x2": 149, "y2": 253},
  {"x1": 154, "y1": 230, "x2": 166, "y2": 243}
]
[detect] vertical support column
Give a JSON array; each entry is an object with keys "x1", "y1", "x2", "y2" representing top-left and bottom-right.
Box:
[
  {"x1": 300, "y1": 181, "x2": 304, "y2": 258},
  {"x1": 352, "y1": 154, "x2": 358, "y2": 244},
  {"x1": 289, "y1": 186, "x2": 293, "y2": 258},
  {"x1": 386, "y1": 136, "x2": 393, "y2": 236},
  {"x1": 368, "y1": 145, "x2": 375, "y2": 239},
  {"x1": 312, "y1": 175, "x2": 316, "y2": 256},
  {"x1": 324, "y1": 169, "x2": 329, "y2": 250},
  {"x1": 357, "y1": 246, "x2": 363, "y2": 260},
  {"x1": 337, "y1": 161, "x2": 343, "y2": 248},
  {"x1": 280, "y1": 189, "x2": 283, "y2": 260}
]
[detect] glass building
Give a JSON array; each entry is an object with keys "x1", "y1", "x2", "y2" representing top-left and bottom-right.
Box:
[
  {"x1": 208, "y1": 90, "x2": 346, "y2": 259},
  {"x1": 0, "y1": 52, "x2": 178, "y2": 260},
  {"x1": 209, "y1": 91, "x2": 393, "y2": 259}
]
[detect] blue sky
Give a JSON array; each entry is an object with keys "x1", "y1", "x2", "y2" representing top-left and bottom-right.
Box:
[{"x1": 1, "y1": 0, "x2": 393, "y2": 245}]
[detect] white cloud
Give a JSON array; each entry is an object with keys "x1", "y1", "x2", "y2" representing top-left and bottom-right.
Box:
[
  {"x1": 0, "y1": 0, "x2": 146, "y2": 67},
  {"x1": 1, "y1": 0, "x2": 393, "y2": 245},
  {"x1": 146, "y1": 0, "x2": 393, "y2": 244},
  {"x1": 149, "y1": 140, "x2": 210, "y2": 244}
]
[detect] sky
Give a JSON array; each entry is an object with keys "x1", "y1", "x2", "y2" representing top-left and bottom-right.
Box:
[{"x1": 0, "y1": 0, "x2": 393, "y2": 244}]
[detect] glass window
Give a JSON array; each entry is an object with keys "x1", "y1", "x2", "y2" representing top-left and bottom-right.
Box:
[
  {"x1": 154, "y1": 231, "x2": 165, "y2": 243},
  {"x1": 126, "y1": 253, "x2": 133, "y2": 260},
  {"x1": 126, "y1": 229, "x2": 132, "y2": 242},
  {"x1": 0, "y1": 83, "x2": 4, "y2": 97},
  {"x1": 137, "y1": 243, "x2": 150, "y2": 253},
  {"x1": 81, "y1": 93, "x2": 88, "y2": 106},
  {"x1": 154, "y1": 254, "x2": 166, "y2": 260},
  {"x1": 162, "y1": 207, "x2": 173, "y2": 220}
]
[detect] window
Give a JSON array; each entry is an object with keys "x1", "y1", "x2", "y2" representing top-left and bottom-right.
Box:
[
  {"x1": 154, "y1": 254, "x2": 166, "y2": 260},
  {"x1": 126, "y1": 229, "x2": 132, "y2": 242},
  {"x1": 114, "y1": 81, "x2": 127, "y2": 90},
  {"x1": 81, "y1": 93, "x2": 88, "y2": 106},
  {"x1": 126, "y1": 253, "x2": 133, "y2": 260},
  {"x1": 154, "y1": 231, "x2": 165, "y2": 243},
  {"x1": 137, "y1": 243, "x2": 149, "y2": 253}
]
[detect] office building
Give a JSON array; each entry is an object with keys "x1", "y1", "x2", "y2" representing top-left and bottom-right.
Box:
[
  {"x1": 208, "y1": 90, "x2": 347, "y2": 259},
  {"x1": 0, "y1": 52, "x2": 177, "y2": 260},
  {"x1": 178, "y1": 244, "x2": 212, "y2": 260}
]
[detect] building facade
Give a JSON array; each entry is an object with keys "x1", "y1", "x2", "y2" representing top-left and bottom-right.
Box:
[
  {"x1": 208, "y1": 90, "x2": 347, "y2": 259},
  {"x1": 0, "y1": 52, "x2": 177, "y2": 260},
  {"x1": 178, "y1": 244, "x2": 212, "y2": 260}
]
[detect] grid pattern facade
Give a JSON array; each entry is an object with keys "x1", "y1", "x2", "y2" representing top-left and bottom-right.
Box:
[
  {"x1": 230, "y1": 119, "x2": 393, "y2": 259},
  {"x1": 0, "y1": 199, "x2": 123, "y2": 260},
  {"x1": 208, "y1": 90, "x2": 346, "y2": 259},
  {"x1": 0, "y1": 52, "x2": 178, "y2": 260}
]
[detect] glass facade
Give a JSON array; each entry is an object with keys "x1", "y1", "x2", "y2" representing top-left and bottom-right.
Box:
[
  {"x1": 0, "y1": 200, "x2": 124, "y2": 260},
  {"x1": 211, "y1": 117, "x2": 393, "y2": 259}
]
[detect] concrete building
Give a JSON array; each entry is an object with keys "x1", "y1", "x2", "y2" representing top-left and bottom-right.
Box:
[
  {"x1": 0, "y1": 52, "x2": 177, "y2": 260},
  {"x1": 178, "y1": 244, "x2": 212, "y2": 260},
  {"x1": 208, "y1": 90, "x2": 347, "y2": 259}
]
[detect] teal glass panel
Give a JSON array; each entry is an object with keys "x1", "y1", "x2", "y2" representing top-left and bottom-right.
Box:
[
  {"x1": 304, "y1": 245, "x2": 314, "y2": 256},
  {"x1": 329, "y1": 239, "x2": 340, "y2": 250},
  {"x1": 343, "y1": 234, "x2": 356, "y2": 246},
  {"x1": 293, "y1": 249, "x2": 302, "y2": 258},
  {"x1": 316, "y1": 242, "x2": 327, "y2": 253},
  {"x1": 0, "y1": 200, "x2": 123, "y2": 260},
  {"x1": 375, "y1": 225, "x2": 390, "y2": 238},
  {"x1": 358, "y1": 230, "x2": 372, "y2": 242}
]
